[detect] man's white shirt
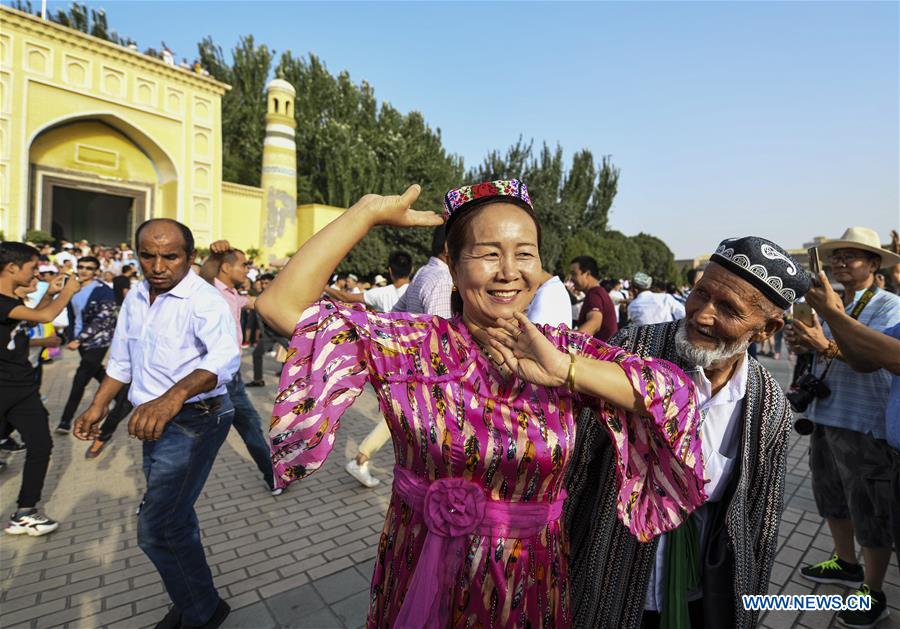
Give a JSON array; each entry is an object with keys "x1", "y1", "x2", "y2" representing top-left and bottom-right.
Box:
[
  {"x1": 526, "y1": 276, "x2": 572, "y2": 327},
  {"x1": 106, "y1": 270, "x2": 241, "y2": 407},
  {"x1": 644, "y1": 353, "x2": 749, "y2": 611},
  {"x1": 627, "y1": 291, "x2": 685, "y2": 326},
  {"x1": 363, "y1": 283, "x2": 408, "y2": 313}
]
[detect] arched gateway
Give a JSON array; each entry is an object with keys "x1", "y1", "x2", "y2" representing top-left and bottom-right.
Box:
[{"x1": 2, "y1": 5, "x2": 343, "y2": 260}]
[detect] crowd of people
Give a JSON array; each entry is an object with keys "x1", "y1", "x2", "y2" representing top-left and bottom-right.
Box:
[{"x1": 0, "y1": 180, "x2": 898, "y2": 629}]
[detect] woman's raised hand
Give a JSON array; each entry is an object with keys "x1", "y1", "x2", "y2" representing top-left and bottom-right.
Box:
[
  {"x1": 353, "y1": 185, "x2": 445, "y2": 229},
  {"x1": 486, "y1": 312, "x2": 569, "y2": 388}
]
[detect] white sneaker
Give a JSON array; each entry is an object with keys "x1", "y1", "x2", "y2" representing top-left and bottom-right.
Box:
[
  {"x1": 345, "y1": 460, "x2": 380, "y2": 488},
  {"x1": 5, "y1": 510, "x2": 59, "y2": 536},
  {"x1": 265, "y1": 480, "x2": 284, "y2": 497}
]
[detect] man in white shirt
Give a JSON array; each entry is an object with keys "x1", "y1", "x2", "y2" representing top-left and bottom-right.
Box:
[
  {"x1": 325, "y1": 251, "x2": 411, "y2": 312},
  {"x1": 627, "y1": 272, "x2": 685, "y2": 326},
  {"x1": 54, "y1": 243, "x2": 77, "y2": 270},
  {"x1": 526, "y1": 271, "x2": 572, "y2": 327},
  {"x1": 74, "y1": 219, "x2": 239, "y2": 629}
]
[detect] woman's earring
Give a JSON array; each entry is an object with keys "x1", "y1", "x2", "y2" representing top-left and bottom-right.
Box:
[{"x1": 451, "y1": 284, "x2": 458, "y2": 292}]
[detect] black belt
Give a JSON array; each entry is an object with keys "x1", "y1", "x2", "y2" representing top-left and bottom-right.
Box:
[{"x1": 182, "y1": 394, "x2": 227, "y2": 414}]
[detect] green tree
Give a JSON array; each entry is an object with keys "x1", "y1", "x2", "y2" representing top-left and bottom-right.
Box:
[
  {"x1": 630, "y1": 232, "x2": 680, "y2": 285},
  {"x1": 12, "y1": 1, "x2": 135, "y2": 46},
  {"x1": 465, "y1": 140, "x2": 620, "y2": 272},
  {"x1": 199, "y1": 36, "x2": 273, "y2": 187},
  {"x1": 274, "y1": 51, "x2": 461, "y2": 275}
]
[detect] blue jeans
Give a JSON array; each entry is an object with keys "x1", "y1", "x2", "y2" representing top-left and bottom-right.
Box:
[
  {"x1": 226, "y1": 371, "x2": 274, "y2": 488},
  {"x1": 138, "y1": 395, "x2": 234, "y2": 626}
]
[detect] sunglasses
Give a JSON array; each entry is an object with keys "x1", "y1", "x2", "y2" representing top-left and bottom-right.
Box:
[
  {"x1": 76, "y1": 265, "x2": 99, "y2": 271},
  {"x1": 829, "y1": 253, "x2": 870, "y2": 264}
]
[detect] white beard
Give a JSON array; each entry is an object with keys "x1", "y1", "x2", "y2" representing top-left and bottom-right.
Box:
[{"x1": 674, "y1": 320, "x2": 751, "y2": 369}]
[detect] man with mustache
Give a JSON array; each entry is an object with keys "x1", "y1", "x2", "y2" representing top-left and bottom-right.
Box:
[
  {"x1": 566, "y1": 236, "x2": 810, "y2": 629},
  {"x1": 74, "y1": 219, "x2": 240, "y2": 629}
]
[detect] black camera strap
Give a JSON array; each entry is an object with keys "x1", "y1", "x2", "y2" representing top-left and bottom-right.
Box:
[{"x1": 817, "y1": 284, "x2": 879, "y2": 379}]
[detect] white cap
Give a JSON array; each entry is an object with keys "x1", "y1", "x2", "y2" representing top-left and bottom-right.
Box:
[{"x1": 38, "y1": 264, "x2": 58, "y2": 273}]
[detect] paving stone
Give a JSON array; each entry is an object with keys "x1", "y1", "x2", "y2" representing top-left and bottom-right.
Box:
[
  {"x1": 267, "y1": 583, "x2": 326, "y2": 625},
  {"x1": 221, "y1": 600, "x2": 275, "y2": 628},
  {"x1": 307, "y1": 556, "x2": 355, "y2": 582},
  {"x1": 312, "y1": 567, "x2": 370, "y2": 605},
  {"x1": 331, "y1": 589, "x2": 370, "y2": 627},
  {"x1": 75, "y1": 601, "x2": 135, "y2": 628},
  {"x1": 39, "y1": 576, "x2": 101, "y2": 602},
  {"x1": 769, "y1": 562, "x2": 795, "y2": 587},
  {"x1": 225, "y1": 570, "x2": 281, "y2": 597},
  {"x1": 226, "y1": 589, "x2": 262, "y2": 610},
  {"x1": 258, "y1": 572, "x2": 311, "y2": 600},
  {"x1": 286, "y1": 605, "x2": 343, "y2": 628}
]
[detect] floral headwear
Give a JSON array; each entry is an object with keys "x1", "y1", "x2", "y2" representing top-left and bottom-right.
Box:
[{"x1": 443, "y1": 179, "x2": 533, "y2": 225}]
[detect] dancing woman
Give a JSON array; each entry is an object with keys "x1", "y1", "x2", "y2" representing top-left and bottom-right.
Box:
[{"x1": 257, "y1": 181, "x2": 707, "y2": 628}]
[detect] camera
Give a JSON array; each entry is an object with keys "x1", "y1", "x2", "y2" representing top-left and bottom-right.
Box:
[
  {"x1": 786, "y1": 373, "x2": 831, "y2": 413},
  {"x1": 793, "y1": 416, "x2": 815, "y2": 436}
]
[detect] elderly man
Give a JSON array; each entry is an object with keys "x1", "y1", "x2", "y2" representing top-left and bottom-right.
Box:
[
  {"x1": 787, "y1": 226, "x2": 900, "y2": 628},
  {"x1": 74, "y1": 219, "x2": 239, "y2": 629},
  {"x1": 566, "y1": 236, "x2": 809, "y2": 629}
]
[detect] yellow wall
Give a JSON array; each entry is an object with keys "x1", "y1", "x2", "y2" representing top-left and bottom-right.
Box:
[
  {"x1": 221, "y1": 181, "x2": 264, "y2": 250},
  {"x1": 297, "y1": 203, "x2": 345, "y2": 248},
  {"x1": 1, "y1": 5, "x2": 347, "y2": 250},
  {"x1": 1, "y1": 5, "x2": 226, "y2": 243},
  {"x1": 30, "y1": 120, "x2": 158, "y2": 185}
]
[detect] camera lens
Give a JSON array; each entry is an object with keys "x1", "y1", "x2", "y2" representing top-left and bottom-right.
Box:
[{"x1": 794, "y1": 417, "x2": 814, "y2": 435}]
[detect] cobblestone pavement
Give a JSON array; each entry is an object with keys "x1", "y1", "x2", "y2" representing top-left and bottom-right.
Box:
[{"x1": 0, "y1": 351, "x2": 897, "y2": 628}]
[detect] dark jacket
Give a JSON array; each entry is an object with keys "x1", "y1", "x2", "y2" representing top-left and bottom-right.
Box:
[
  {"x1": 76, "y1": 283, "x2": 118, "y2": 351},
  {"x1": 564, "y1": 320, "x2": 793, "y2": 629}
]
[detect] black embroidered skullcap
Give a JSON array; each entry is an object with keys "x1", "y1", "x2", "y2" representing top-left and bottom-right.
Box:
[{"x1": 710, "y1": 237, "x2": 812, "y2": 309}]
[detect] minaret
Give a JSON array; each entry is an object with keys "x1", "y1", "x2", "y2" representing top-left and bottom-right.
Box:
[{"x1": 259, "y1": 78, "x2": 298, "y2": 261}]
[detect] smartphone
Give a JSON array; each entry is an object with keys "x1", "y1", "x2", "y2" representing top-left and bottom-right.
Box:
[
  {"x1": 793, "y1": 302, "x2": 815, "y2": 327},
  {"x1": 808, "y1": 246, "x2": 821, "y2": 276}
]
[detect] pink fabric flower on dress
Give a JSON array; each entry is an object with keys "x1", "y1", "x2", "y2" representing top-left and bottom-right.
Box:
[{"x1": 423, "y1": 477, "x2": 486, "y2": 537}]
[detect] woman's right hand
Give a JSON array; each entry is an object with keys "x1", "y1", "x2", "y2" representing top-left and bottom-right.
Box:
[{"x1": 353, "y1": 185, "x2": 444, "y2": 229}]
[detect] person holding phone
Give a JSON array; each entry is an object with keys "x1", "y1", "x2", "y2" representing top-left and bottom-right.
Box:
[
  {"x1": 1, "y1": 242, "x2": 82, "y2": 536},
  {"x1": 786, "y1": 226, "x2": 900, "y2": 628}
]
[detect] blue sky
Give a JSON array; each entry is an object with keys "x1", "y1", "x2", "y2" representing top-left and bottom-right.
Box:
[{"x1": 36, "y1": 0, "x2": 899, "y2": 258}]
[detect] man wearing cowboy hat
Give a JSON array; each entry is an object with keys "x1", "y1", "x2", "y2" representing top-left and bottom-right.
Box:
[{"x1": 787, "y1": 226, "x2": 900, "y2": 628}]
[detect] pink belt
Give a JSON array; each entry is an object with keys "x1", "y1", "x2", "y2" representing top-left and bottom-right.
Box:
[{"x1": 392, "y1": 466, "x2": 566, "y2": 628}]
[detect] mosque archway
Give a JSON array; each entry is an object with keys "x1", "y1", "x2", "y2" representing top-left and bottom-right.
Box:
[{"x1": 27, "y1": 115, "x2": 178, "y2": 245}]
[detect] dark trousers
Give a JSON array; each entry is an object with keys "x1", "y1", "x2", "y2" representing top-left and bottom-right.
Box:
[
  {"x1": 0, "y1": 386, "x2": 52, "y2": 509},
  {"x1": 138, "y1": 395, "x2": 233, "y2": 626},
  {"x1": 60, "y1": 345, "x2": 131, "y2": 427},
  {"x1": 97, "y1": 387, "x2": 134, "y2": 442},
  {"x1": 251, "y1": 316, "x2": 288, "y2": 381},
  {"x1": 0, "y1": 359, "x2": 45, "y2": 441},
  {"x1": 226, "y1": 371, "x2": 274, "y2": 487}
]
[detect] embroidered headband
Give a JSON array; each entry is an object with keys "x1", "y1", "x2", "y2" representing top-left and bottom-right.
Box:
[
  {"x1": 710, "y1": 236, "x2": 812, "y2": 309},
  {"x1": 443, "y1": 179, "x2": 533, "y2": 224}
]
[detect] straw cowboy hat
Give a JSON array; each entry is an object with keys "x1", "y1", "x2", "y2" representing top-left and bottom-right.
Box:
[{"x1": 818, "y1": 227, "x2": 900, "y2": 267}]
